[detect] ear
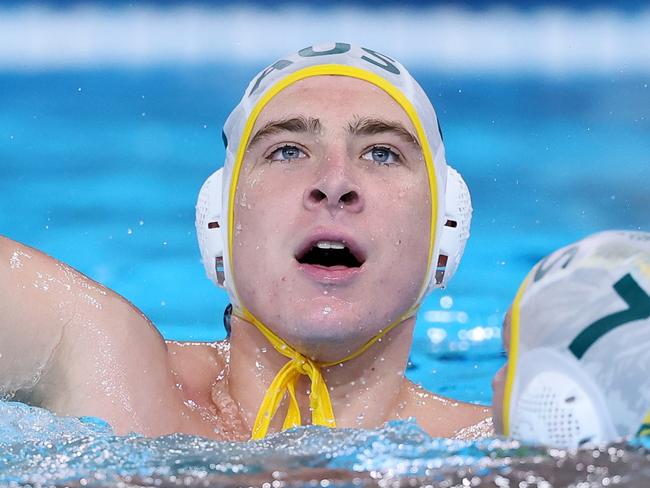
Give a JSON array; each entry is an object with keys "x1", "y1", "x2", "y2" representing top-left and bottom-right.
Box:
[
  {"x1": 434, "y1": 166, "x2": 472, "y2": 288},
  {"x1": 196, "y1": 168, "x2": 226, "y2": 286}
]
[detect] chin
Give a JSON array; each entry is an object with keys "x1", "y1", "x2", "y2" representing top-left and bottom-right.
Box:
[
  {"x1": 287, "y1": 306, "x2": 406, "y2": 360},
  {"x1": 269, "y1": 307, "x2": 364, "y2": 357}
]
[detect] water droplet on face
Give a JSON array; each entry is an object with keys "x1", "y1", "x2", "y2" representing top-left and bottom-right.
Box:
[
  {"x1": 322, "y1": 306, "x2": 332, "y2": 315},
  {"x1": 323, "y1": 290, "x2": 328, "y2": 295}
]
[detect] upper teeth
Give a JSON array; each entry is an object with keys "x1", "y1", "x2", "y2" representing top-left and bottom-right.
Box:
[{"x1": 316, "y1": 240, "x2": 346, "y2": 250}]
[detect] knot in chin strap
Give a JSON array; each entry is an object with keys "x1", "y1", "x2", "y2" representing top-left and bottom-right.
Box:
[
  {"x1": 244, "y1": 311, "x2": 336, "y2": 440},
  {"x1": 239, "y1": 307, "x2": 416, "y2": 440},
  {"x1": 293, "y1": 357, "x2": 311, "y2": 375}
]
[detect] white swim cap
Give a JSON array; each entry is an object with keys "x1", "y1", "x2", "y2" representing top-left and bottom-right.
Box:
[
  {"x1": 196, "y1": 42, "x2": 472, "y2": 311},
  {"x1": 503, "y1": 230, "x2": 650, "y2": 447}
]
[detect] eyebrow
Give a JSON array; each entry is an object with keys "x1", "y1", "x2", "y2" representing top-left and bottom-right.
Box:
[
  {"x1": 347, "y1": 117, "x2": 420, "y2": 148},
  {"x1": 248, "y1": 116, "x2": 322, "y2": 148}
]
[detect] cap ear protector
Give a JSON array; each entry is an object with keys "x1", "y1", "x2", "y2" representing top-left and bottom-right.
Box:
[
  {"x1": 508, "y1": 348, "x2": 617, "y2": 448},
  {"x1": 435, "y1": 166, "x2": 472, "y2": 289},
  {"x1": 196, "y1": 168, "x2": 225, "y2": 286},
  {"x1": 195, "y1": 164, "x2": 471, "y2": 292}
]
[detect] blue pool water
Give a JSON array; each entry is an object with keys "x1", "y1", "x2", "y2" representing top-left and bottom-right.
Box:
[
  {"x1": 1, "y1": 7, "x2": 650, "y2": 484},
  {"x1": 2, "y1": 401, "x2": 650, "y2": 486}
]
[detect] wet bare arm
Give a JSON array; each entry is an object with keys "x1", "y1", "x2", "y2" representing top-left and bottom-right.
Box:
[{"x1": 0, "y1": 236, "x2": 186, "y2": 435}]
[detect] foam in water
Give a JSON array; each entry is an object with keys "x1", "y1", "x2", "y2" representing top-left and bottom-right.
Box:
[{"x1": 2, "y1": 400, "x2": 650, "y2": 487}]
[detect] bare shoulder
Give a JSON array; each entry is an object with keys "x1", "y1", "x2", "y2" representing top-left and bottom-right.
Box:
[
  {"x1": 0, "y1": 236, "x2": 183, "y2": 435},
  {"x1": 398, "y1": 380, "x2": 493, "y2": 440}
]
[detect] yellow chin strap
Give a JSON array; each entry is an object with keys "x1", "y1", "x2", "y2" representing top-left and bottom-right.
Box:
[
  {"x1": 227, "y1": 65, "x2": 438, "y2": 440},
  {"x1": 239, "y1": 306, "x2": 417, "y2": 440}
]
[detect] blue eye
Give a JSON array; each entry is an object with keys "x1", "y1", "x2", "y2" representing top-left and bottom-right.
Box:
[
  {"x1": 267, "y1": 145, "x2": 306, "y2": 162},
  {"x1": 361, "y1": 146, "x2": 400, "y2": 165}
]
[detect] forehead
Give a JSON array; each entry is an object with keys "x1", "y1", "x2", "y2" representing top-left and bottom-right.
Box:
[{"x1": 253, "y1": 75, "x2": 415, "y2": 131}]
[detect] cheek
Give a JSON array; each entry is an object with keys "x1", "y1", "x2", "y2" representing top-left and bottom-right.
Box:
[
  {"x1": 232, "y1": 170, "x2": 304, "y2": 280},
  {"x1": 235, "y1": 168, "x2": 298, "y2": 234},
  {"x1": 384, "y1": 178, "x2": 431, "y2": 258},
  {"x1": 369, "y1": 177, "x2": 432, "y2": 303},
  {"x1": 232, "y1": 184, "x2": 276, "y2": 276}
]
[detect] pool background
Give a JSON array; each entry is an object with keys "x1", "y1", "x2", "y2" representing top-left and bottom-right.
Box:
[{"x1": 0, "y1": 2, "x2": 649, "y2": 408}]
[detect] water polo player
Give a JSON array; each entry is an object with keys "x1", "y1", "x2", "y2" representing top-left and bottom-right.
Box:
[
  {"x1": 0, "y1": 43, "x2": 490, "y2": 440},
  {"x1": 493, "y1": 231, "x2": 650, "y2": 448}
]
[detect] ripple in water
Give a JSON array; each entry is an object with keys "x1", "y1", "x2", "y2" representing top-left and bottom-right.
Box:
[{"x1": 1, "y1": 400, "x2": 650, "y2": 487}]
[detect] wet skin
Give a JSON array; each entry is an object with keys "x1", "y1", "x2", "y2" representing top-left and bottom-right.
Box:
[{"x1": 0, "y1": 76, "x2": 491, "y2": 439}]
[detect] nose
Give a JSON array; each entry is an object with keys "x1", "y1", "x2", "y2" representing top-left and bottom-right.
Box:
[{"x1": 303, "y1": 159, "x2": 364, "y2": 214}]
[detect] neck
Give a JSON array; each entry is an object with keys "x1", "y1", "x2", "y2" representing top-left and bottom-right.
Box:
[{"x1": 226, "y1": 313, "x2": 416, "y2": 434}]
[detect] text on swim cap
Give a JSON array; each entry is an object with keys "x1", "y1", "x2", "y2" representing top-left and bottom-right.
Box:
[
  {"x1": 533, "y1": 246, "x2": 578, "y2": 283},
  {"x1": 248, "y1": 43, "x2": 400, "y2": 96},
  {"x1": 569, "y1": 273, "x2": 650, "y2": 359}
]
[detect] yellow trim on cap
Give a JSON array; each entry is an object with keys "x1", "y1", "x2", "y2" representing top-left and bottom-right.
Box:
[
  {"x1": 228, "y1": 64, "x2": 438, "y2": 296},
  {"x1": 502, "y1": 274, "x2": 532, "y2": 436},
  {"x1": 226, "y1": 64, "x2": 439, "y2": 439}
]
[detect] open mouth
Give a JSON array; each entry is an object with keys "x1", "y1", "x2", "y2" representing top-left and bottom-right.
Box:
[{"x1": 296, "y1": 240, "x2": 364, "y2": 269}]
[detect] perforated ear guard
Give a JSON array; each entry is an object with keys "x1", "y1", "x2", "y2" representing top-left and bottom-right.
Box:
[
  {"x1": 196, "y1": 168, "x2": 225, "y2": 286},
  {"x1": 508, "y1": 348, "x2": 617, "y2": 448},
  {"x1": 434, "y1": 166, "x2": 472, "y2": 289},
  {"x1": 195, "y1": 165, "x2": 471, "y2": 293}
]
